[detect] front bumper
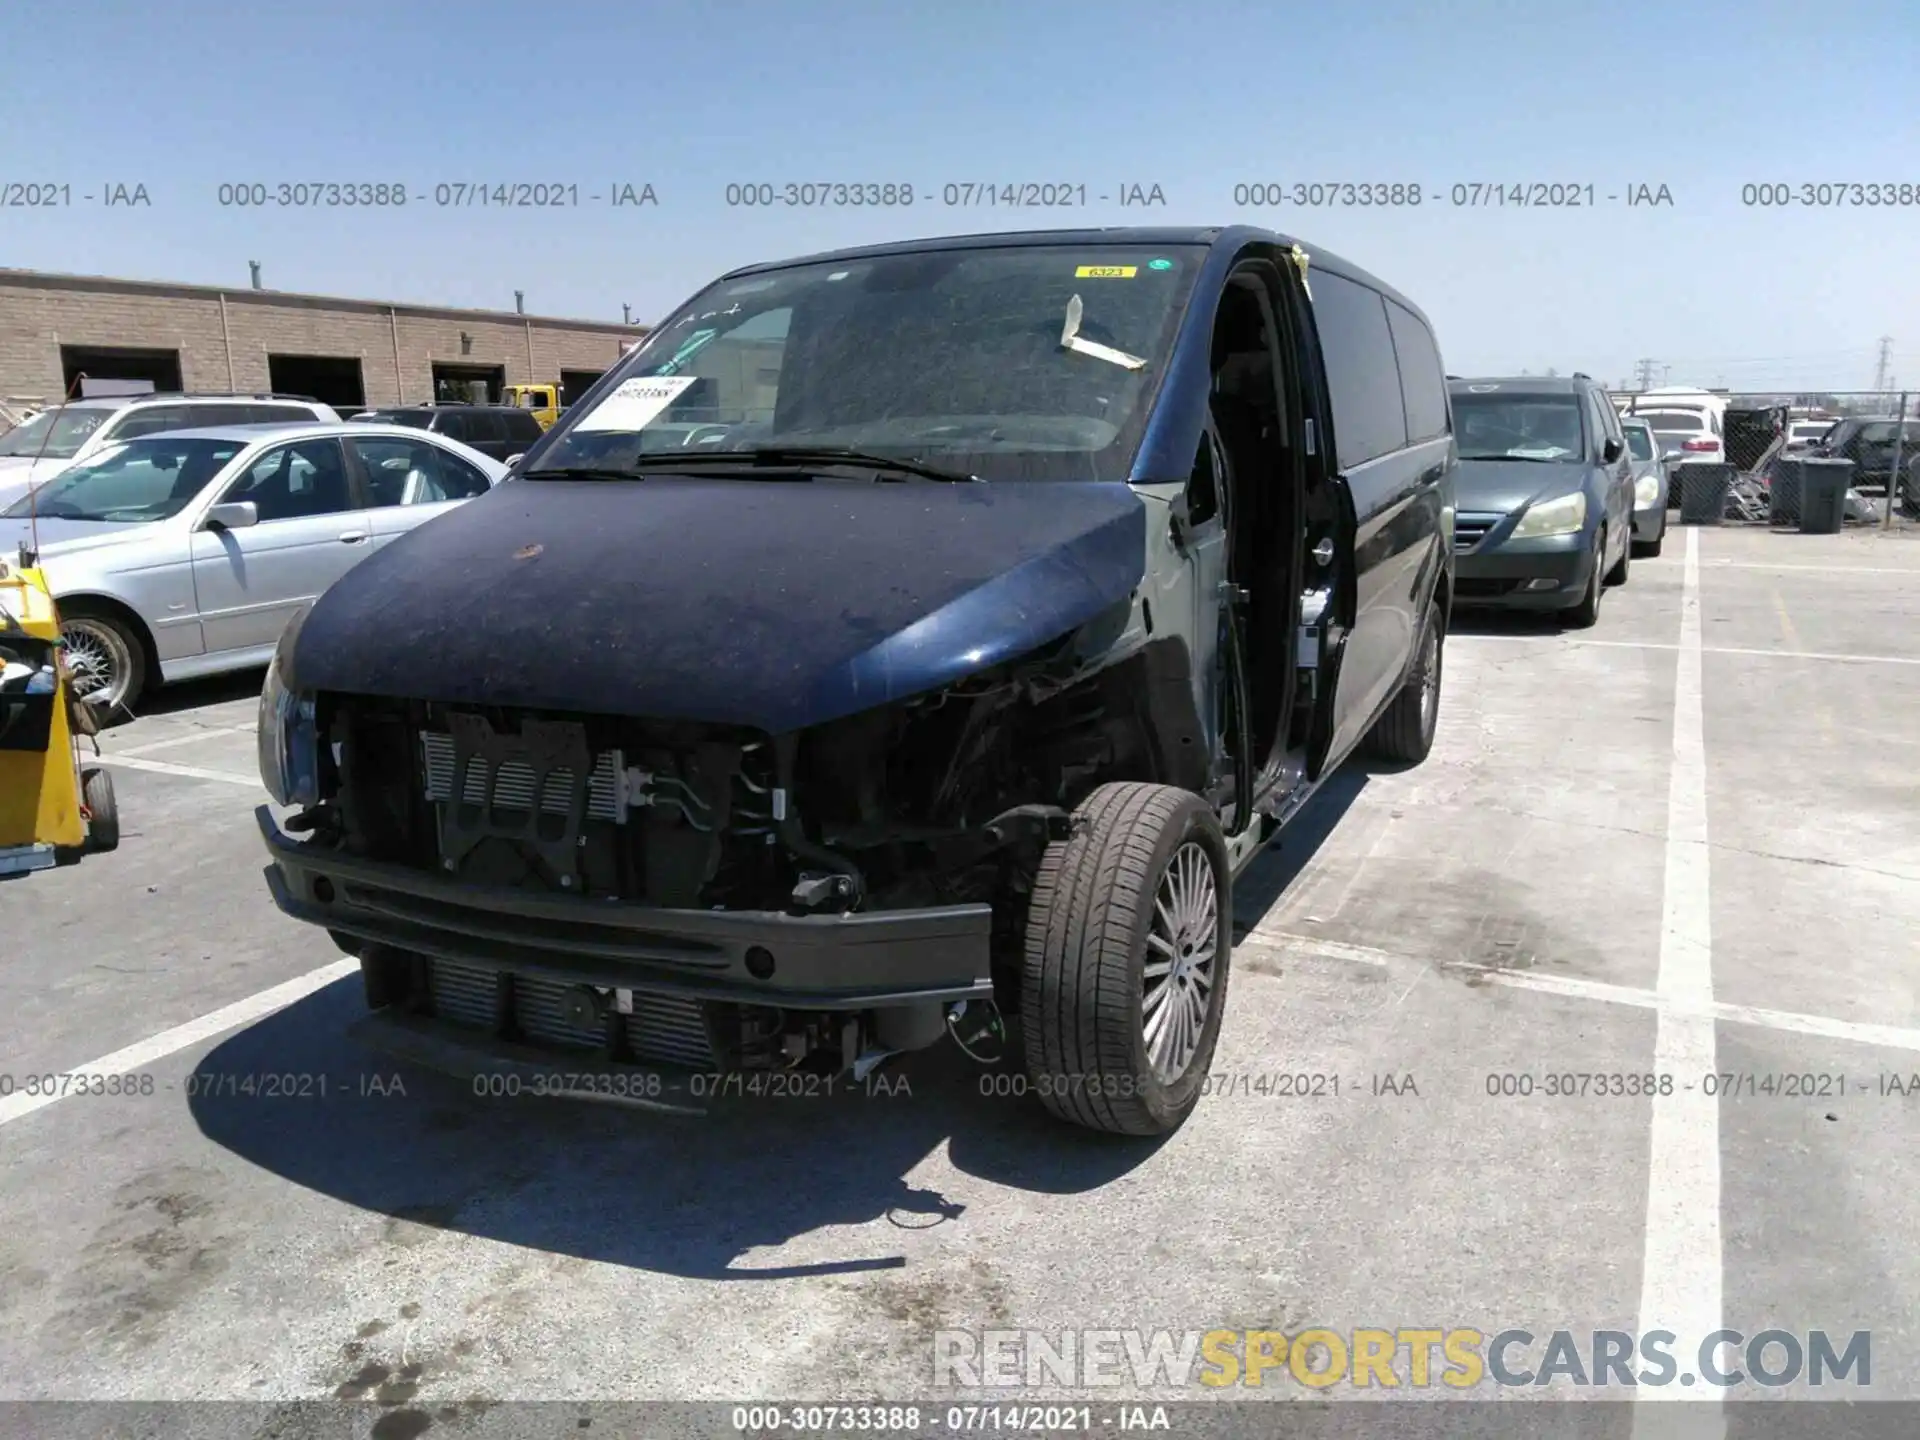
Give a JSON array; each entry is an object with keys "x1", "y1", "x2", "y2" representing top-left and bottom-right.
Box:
[
  {"x1": 257, "y1": 806, "x2": 994, "y2": 1009},
  {"x1": 1453, "y1": 529, "x2": 1598, "y2": 610},
  {"x1": 1631, "y1": 500, "x2": 1667, "y2": 541}
]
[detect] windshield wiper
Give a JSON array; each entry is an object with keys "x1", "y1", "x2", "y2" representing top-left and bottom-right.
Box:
[
  {"x1": 1467, "y1": 454, "x2": 1560, "y2": 463},
  {"x1": 624, "y1": 447, "x2": 981, "y2": 483},
  {"x1": 518, "y1": 465, "x2": 652, "y2": 483}
]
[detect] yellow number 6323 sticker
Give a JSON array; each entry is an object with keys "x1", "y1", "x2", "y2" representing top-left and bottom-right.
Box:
[{"x1": 1074, "y1": 265, "x2": 1137, "y2": 278}]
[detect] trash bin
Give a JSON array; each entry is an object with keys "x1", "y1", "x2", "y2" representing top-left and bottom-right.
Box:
[
  {"x1": 1799, "y1": 458, "x2": 1853, "y2": 533},
  {"x1": 1767, "y1": 457, "x2": 1804, "y2": 524},
  {"x1": 1677, "y1": 461, "x2": 1736, "y2": 524}
]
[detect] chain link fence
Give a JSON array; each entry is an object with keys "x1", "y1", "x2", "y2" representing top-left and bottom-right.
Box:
[{"x1": 1610, "y1": 389, "x2": 1919, "y2": 531}]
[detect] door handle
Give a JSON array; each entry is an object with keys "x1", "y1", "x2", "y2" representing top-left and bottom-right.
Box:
[{"x1": 337, "y1": 530, "x2": 368, "y2": 544}]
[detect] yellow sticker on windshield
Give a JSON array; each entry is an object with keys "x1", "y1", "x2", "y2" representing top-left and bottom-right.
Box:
[{"x1": 1075, "y1": 265, "x2": 1137, "y2": 278}]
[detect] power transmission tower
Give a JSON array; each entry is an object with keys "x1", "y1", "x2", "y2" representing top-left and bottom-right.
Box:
[
  {"x1": 1874, "y1": 336, "x2": 1893, "y2": 394},
  {"x1": 1633, "y1": 358, "x2": 1658, "y2": 390}
]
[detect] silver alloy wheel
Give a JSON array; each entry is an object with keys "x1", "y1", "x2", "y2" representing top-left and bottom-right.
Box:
[
  {"x1": 1142, "y1": 840, "x2": 1220, "y2": 1083},
  {"x1": 60, "y1": 617, "x2": 132, "y2": 710}
]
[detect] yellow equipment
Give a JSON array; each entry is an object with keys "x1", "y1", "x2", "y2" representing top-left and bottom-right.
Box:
[
  {"x1": 0, "y1": 548, "x2": 117, "y2": 877},
  {"x1": 504, "y1": 382, "x2": 562, "y2": 429}
]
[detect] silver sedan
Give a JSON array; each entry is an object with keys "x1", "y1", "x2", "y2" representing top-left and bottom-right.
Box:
[
  {"x1": 1620, "y1": 417, "x2": 1670, "y2": 556},
  {"x1": 0, "y1": 422, "x2": 507, "y2": 716}
]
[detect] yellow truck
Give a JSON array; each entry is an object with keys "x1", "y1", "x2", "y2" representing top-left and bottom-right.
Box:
[
  {"x1": 1, "y1": 549, "x2": 117, "y2": 876},
  {"x1": 503, "y1": 383, "x2": 562, "y2": 430}
]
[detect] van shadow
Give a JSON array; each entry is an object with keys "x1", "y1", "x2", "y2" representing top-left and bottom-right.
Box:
[
  {"x1": 1231, "y1": 765, "x2": 1368, "y2": 942},
  {"x1": 189, "y1": 979, "x2": 1165, "y2": 1283},
  {"x1": 190, "y1": 775, "x2": 1363, "y2": 1283}
]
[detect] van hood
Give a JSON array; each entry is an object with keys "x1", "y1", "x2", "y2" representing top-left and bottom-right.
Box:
[
  {"x1": 289, "y1": 475, "x2": 1149, "y2": 734},
  {"x1": 1454, "y1": 458, "x2": 1587, "y2": 515}
]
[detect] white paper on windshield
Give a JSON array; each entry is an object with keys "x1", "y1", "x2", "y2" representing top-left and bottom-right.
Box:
[
  {"x1": 570, "y1": 375, "x2": 698, "y2": 433},
  {"x1": 1058, "y1": 293, "x2": 1148, "y2": 371}
]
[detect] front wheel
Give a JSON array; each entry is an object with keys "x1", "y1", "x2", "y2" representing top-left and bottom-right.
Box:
[
  {"x1": 1565, "y1": 532, "x2": 1605, "y2": 629},
  {"x1": 59, "y1": 609, "x2": 146, "y2": 717},
  {"x1": 1634, "y1": 512, "x2": 1665, "y2": 558},
  {"x1": 1020, "y1": 782, "x2": 1231, "y2": 1136},
  {"x1": 1605, "y1": 523, "x2": 1631, "y2": 585}
]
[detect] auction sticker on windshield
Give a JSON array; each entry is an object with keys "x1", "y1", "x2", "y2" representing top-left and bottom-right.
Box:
[
  {"x1": 1075, "y1": 265, "x2": 1137, "y2": 278},
  {"x1": 570, "y1": 375, "x2": 698, "y2": 432}
]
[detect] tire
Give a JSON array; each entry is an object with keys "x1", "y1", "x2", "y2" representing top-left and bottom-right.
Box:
[
  {"x1": 82, "y1": 767, "x2": 118, "y2": 852},
  {"x1": 1634, "y1": 516, "x2": 1665, "y2": 558},
  {"x1": 1565, "y1": 532, "x2": 1605, "y2": 629},
  {"x1": 59, "y1": 608, "x2": 146, "y2": 717},
  {"x1": 1020, "y1": 782, "x2": 1232, "y2": 1136},
  {"x1": 1605, "y1": 523, "x2": 1631, "y2": 585},
  {"x1": 1362, "y1": 596, "x2": 1444, "y2": 765}
]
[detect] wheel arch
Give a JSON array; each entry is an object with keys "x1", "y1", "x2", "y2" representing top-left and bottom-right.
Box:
[{"x1": 52, "y1": 591, "x2": 161, "y2": 684}]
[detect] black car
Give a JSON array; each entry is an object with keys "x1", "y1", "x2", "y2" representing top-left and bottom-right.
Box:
[
  {"x1": 257, "y1": 225, "x2": 1455, "y2": 1137},
  {"x1": 1812, "y1": 417, "x2": 1920, "y2": 513},
  {"x1": 1447, "y1": 375, "x2": 1636, "y2": 627},
  {"x1": 350, "y1": 404, "x2": 544, "y2": 462}
]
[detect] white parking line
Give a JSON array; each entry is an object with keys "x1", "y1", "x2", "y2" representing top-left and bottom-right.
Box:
[
  {"x1": 114, "y1": 726, "x2": 256, "y2": 758},
  {"x1": 1243, "y1": 934, "x2": 1920, "y2": 1054},
  {"x1": 1450, "y1": 634, "x2": 1920, "y2": 667},
  {"x1": 1701, "y1": 561, "x2": 1920, "y2": 576},
  {"x1": 0, "y1": 959, "x2": 359, "y2": 1129},
  {"x1": 1634, "y1": 528, "x2": 1723, "y2": 1428},
  {"x1": 91, "y1": 754, "x2": 261, "y2": 787}
]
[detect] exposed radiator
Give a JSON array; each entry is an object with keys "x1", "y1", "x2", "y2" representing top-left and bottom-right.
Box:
[
  {"x1": 427, "y1": 959, "x2": 717, "y2": 1068},
  {"x1": 420, "y1": 730, "x2": 624, "y2": 821}
]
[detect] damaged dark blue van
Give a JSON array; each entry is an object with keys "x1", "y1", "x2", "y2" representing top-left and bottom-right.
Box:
[{"x1": 257, "y1": 226, "x2": 1456, "y2": 1136}]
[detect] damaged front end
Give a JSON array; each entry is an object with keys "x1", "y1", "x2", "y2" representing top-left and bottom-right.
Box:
[{"x1": 258, "y1": 611, "x2": 1205, "y2": 1102}]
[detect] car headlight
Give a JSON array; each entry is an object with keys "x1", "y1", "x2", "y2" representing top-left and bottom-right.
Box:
[
  {"x1": 1511, "y1": 490, "x2": 1587, "y2": 539},
  {"x1": 257, "y1": 607, "x2": 319, "y2": 806},
  {"x1": 1635, "y1": 474, "x2": 1662, "y2": 506}
]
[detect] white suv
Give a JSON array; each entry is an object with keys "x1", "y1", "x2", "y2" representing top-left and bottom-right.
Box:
[
  {"x1": 1624, "y1": 404, "x2": 1725, "y2": 466},
  {"x1": 0, "y1": 393, "x2": 341, "y2": 511}
]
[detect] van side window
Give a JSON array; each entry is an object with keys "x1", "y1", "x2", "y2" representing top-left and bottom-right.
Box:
[
  {"x1": 1595, "y1": 391, "x2": 1624, "y2": 452},
  {"x1": 1384, "y1": 300, "x2": 1448, "y2": 443},
  {"x1": 1310, "y1": 271, "x2": 1409, "y2": 467}
]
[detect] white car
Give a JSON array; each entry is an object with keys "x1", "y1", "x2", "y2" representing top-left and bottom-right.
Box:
[
  {"x1": 1785, "y1": 418, "x2": 1836, "y2": 452},
  {"x1": 0, "y1": 393, "x2": 340, "y2": 512},
  {"x1": 1623, "y1": 405, "x2": 1725, "y2": 466},
  {"x1": 0, "y1": 422, "x2": 505, "y2": 714}
]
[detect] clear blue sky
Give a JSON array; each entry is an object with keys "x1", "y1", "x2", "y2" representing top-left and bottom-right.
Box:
[{"x1": 5, "y1": 0, "x2": 1916, "y2": 393}]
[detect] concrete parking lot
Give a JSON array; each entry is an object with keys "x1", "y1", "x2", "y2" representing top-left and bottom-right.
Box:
[{"x1": 2, "y1": 523, "x2": 1917, "y2": 1429}]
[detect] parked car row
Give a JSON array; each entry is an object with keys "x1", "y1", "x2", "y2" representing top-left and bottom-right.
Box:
[
  {"x1": 0, "y1": 392, "x2": 342, "y2": 512},
  {"x1": 0, "y1": 418, "x2": 508, "y2": 712},
  {"x1": 1809, "y1": 416, "x2": 1920, "y2": 513},
  {"x1": 348, "y1": 402, "x2": 546, "y2": 462},
  {"x1": 1447, "y1": 373, "x2": 1650, "y2": 625}
]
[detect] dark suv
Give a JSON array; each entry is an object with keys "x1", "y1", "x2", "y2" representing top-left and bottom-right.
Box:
[
  {"x1": 1812, "y1": 417, "x2": 1920, "y2": 513},
  {"x1": 1447, "y1": 375, "x2": 1636, "y2": 626},
  {"x1": 351, "y1": 404, "x2": 543, "y2": 462},
  {"x1": 258, "y1": 226, "x2": 1455, "y2": 1137}
]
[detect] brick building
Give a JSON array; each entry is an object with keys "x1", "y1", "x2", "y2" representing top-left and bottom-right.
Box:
[{"x1": 0, "y1": 268, "x2": 647, "y2": 413}]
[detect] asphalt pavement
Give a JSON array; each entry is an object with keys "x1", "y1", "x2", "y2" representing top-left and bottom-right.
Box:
[{"x1": 2, "y1": 521, "x2": 1918, "y2": 1434}]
